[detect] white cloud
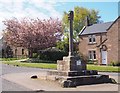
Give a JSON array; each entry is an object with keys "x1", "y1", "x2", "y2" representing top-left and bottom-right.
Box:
[
  {"x1": 0, "y1": 0, "x2": 63, "y2": 38},
  {"x1": 28, "y1": 0, "x2": 62, "y2": 19},
  {"x1": 0, "y1": 0, "x2": 62, "y2": 19}
]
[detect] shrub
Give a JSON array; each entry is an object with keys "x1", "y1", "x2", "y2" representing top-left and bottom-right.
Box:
[
  {"x1": 87, "y1": 60, "x2": 98, "y2": 65},
  {"x1": 38, "y1": 47, "x2": 68, "y2": 62},
  {"x1": 87, "y1": 60, "x2": 94, "y2": 64},
  {"x1": 32, "y1": 53, "x2": 38, "y2": 58},
  {"x1": 109, "y1": 61, "x2": 120, "y2": 66}
]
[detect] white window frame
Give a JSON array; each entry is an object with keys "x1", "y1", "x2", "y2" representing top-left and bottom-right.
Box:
[
  {"x1": 88, "y1": 50, "x2": 96, "y2": 60},
  {"x1": 88, "y1": 35, "x2": 96, "y2": 43}
]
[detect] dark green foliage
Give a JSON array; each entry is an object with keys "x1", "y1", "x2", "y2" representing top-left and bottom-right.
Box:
[
  {"x1": 32, "y1": 53, "x2": 38, "y2": 58},
  {"x1": 87, "y1": 60, "x2": 94, "y2": 64},
  {"x1": 38, "y1": 48, "x2": 68, "y2": 61},
  {"x1": 56, "y1": 41, "x2": 69, "y2": 52},
  {"x1": 109, "y1": 61, "x2": 120, "y2": 66},
  {"x1": 32, "y1": 48, "x2": 68, "y2": 62},
  {"x1": 62, "y1": 7, "x2": 101, "y2": 34},
  {"x1": 2, "y1": 46, "x2": 13, "y2": 58}
]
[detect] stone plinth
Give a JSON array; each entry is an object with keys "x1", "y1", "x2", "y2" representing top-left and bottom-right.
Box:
[
  {"x1": 59, "y1": 74, "x2": 110, "y2": 87},
  {"x1": 57, "y1": 56, "x2": 86, "y2": 72},
  {"x1": 47, "y1": 70, "x2": 98, "y2": 76},
  {"x1": 46, "y1": 72, "x2": 110, "y2": 88},
  {"x1": 46, "y1": 56, "x2": 111, "y2": 87}
]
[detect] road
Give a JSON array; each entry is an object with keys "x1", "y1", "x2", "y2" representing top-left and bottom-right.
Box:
[
  {"x1": 0, "y1": 63, "x2": 119, "y2": 91},
  {"x1": 1, "y1": 63, "x2": 49, "y2": 91}
]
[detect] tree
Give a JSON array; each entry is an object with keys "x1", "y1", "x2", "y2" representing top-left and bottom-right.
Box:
[
  {"x1": 3, "y1": 18, "x2": 62, "y2": 58},
  {"x1": 56, "y1": 32, "x2": 69, "y2": 52},
  {"x1": 62, "y1": 7, "x2": 101, "y2": 34},
  {"x1": 59, "y1": 7, "x2": 100, "y2": 53}
]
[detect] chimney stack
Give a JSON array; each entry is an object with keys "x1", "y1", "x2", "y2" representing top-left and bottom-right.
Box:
[{"x1": 85, "y1": 16, "x2": 90, "y2": 26}]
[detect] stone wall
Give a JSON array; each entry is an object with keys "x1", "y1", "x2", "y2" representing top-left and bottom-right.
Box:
[
  {"x1": 106, "y1": 17, "x2": 120, "y2": 64},
  {"x1": 11, "y1": 46, "x2": 28, "y2": 58}
]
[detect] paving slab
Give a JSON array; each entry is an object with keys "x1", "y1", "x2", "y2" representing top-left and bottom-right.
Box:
[{"x1": 2, "y1": 71, "x2": 119, "y2": 91}]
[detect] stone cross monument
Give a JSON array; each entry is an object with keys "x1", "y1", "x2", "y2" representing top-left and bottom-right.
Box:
[
  {"x1": 47, "y1": 11, "x2": 110, "y2": 88},
  {"x1": 68, "y1": 11, "x2": 74, "y2": 56},
  {"x1": 56, "y1": 11, "x2": 86, "y2": 72}
]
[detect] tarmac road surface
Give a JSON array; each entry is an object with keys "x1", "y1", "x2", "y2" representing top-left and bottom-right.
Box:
[
  {"x1": 1, "y1": 63, "x2": 49, "y2": 91},
  {"x1": 1, "y1": 63, "x2": 120, "y2": 92}
]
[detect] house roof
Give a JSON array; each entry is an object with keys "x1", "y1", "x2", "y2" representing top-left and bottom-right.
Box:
[{"x1": 79, "y1": 21, "x2": 113, "y2": 35}]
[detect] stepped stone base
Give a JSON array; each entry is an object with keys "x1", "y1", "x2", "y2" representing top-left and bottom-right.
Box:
[
  {"x1": 47, "y1": 70, "x2": 98, "y2": 76},
  {"x1": 46, "y1": 56, "x2": 111, "y2": 87},
  {"x1": 47, "y1": 70, "x2": 110, "y2": 88}
]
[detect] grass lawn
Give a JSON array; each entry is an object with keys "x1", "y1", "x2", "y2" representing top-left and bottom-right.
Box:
[
  {"x1": 1, "y1": 58, "x2": 27, "y2": 61},
  {"x1": 3, "y1": 61, "x2": 56, "y2": 69},
  {"x1": 2, "y1": 61, "x2": 120, "y2": 72},
  {"x1": 87, "y1": 64, "x2": 119, "y2": 72}
]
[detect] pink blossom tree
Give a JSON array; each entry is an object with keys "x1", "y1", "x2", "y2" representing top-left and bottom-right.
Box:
[{"x1": 3, "y1": 18, "x2": 62, "y2": 58}]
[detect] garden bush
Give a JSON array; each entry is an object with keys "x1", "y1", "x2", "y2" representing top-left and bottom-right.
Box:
[
  {"x1": 109, "y1": 61, "x2": 120, "y2": 66},
  {"x1": 38, "y1": 47, "x2": 68, "y2": 62},
  {"x1": 32, "y1": 53, "x2": 39, "y2": 58}
]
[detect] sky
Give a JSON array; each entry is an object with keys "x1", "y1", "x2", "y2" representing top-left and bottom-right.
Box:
[{"x1": 0, "y1": 0, "x2": 119, "y2": 38}]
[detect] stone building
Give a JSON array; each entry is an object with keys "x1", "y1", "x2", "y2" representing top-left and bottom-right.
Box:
[
  {"x1": 79, "y1": 16, "x2": 120, "y2": 65},
  {"x1": 0, "y1": 37, "x2": 28, "y2": 58}
]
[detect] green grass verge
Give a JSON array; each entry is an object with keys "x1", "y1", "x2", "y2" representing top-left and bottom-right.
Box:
[
  {"x1": 87, "y1": 64, "x2": 119, "y2": 72},
  {"x1": 2, "y1": 61, "x2": 120, "y2": 72},
  {"x1": 3, "y1": 61, "x2": 56, "y2": 69},
  {"x1": 1, "y1": 58, "x2": 27, "y2": 61}
]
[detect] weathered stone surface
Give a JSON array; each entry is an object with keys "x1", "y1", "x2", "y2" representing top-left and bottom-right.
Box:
[
  {"x1": 57, "y1": 56, "x2": 86, "y2": 72},
  {"x1": 47, "y1": 70, "x2": 98, "y2": 76},
  {"x1": 60, "y1": 80, "x2": 76, "y2": 88},
  {"x1": 45, "y1": 73, "x2": 110, "y2": 88}
]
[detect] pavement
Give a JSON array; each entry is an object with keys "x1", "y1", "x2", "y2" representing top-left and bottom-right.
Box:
[{"x1": 2, "y1": 70, "x2": 120, "y2": 91}]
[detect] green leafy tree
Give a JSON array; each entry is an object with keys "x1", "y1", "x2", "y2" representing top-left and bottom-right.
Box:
[
  {"x1": 58, "y1": 7, "x2": 101, "y2": 53},
  {"x1": 62, "y1": 7, "x2": 101, "y2": 34},
  {"x1": 56, "y1": 32, "x2": 69, "y2": 52}
]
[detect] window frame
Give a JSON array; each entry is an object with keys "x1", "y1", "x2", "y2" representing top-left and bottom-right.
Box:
[
  {"x1": 88, "y1": 50, "x2": 96, "y2": 60},
  {"x1": 88, "y1": 35, "x2": 96, "y2": 44}
]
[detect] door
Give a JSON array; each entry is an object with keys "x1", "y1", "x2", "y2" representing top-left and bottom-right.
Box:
[{"x1": 101, "y1": 50, "x2": 107, "y2": 65}]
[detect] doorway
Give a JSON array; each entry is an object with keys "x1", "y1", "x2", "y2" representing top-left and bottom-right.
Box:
[{"x1": 101, "y1": 50, "x2": 107, "y2": 65}]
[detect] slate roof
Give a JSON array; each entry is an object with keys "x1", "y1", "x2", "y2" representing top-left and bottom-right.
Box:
[{"x1": 80, "y1": 21, "x2": 113, "y2": 35}]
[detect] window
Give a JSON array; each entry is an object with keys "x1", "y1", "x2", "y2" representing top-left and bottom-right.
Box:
[
  {"x1": 88, "y1": 35, "x2": 96, "y2": 43},
  {"x1": 15, "y1": 49, "x2": 17, "y2": 55},
  {"x1": 88, "y1": 50, "x2": 96, "y2": 60},
  {"x1": 22, "y1": 49, "x2": 24, "y2": 55}
]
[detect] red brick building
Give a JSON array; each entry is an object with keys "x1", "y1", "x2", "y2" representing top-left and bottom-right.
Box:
[
  {"x1": 0, "y1": 37, "x2": 28, "y2": 58},
  {"x1": 79, "y1": 16, "x2": 120, "y2": 65}
]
